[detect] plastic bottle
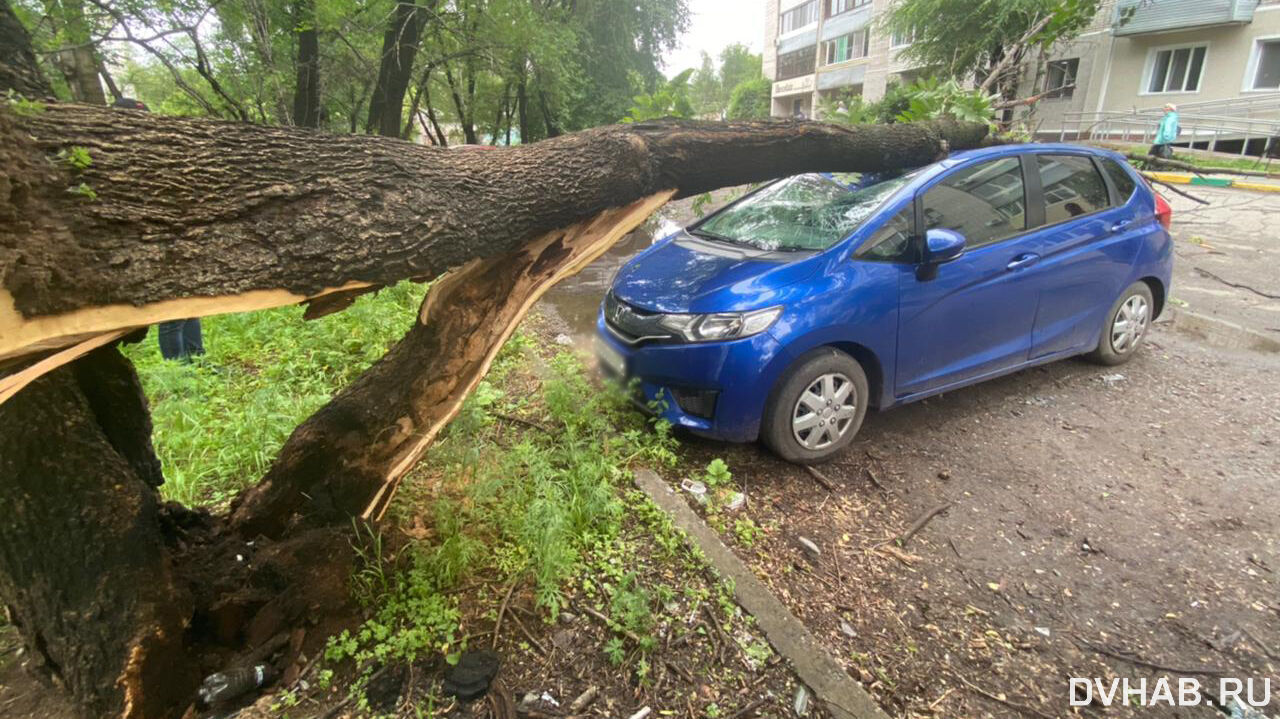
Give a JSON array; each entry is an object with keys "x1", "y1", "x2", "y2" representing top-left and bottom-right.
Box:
[{"x1": 198, "y1": 664, "x2": 271, "y2": 705}]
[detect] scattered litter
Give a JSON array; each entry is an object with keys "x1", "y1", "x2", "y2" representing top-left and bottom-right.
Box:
[
  {"x1": 627, "y1": 706, "x2": 652, "y2": 719},
  {"x1": 541, "y1": 691, "x2": 560, "y2": 707},
  {"x1": 554, "y1": 333, "x2": 574, "y2": 346},
  {"x1": 797, "y1": 536, "x2": 821, "y2": 562},
  {"x1": 680, "y1": 478, "x2": 707, "y2": 504},
  {"x1": 569, "y1": 686, "x2": 599, "y2": 713},
  {"x1": 1034, "y1": 627, "x2": 1051, "y2": 638},
  {"x1": 722, "y1": 491, "x2": 746, "y2": 512},
  {"x1": 1100, "y1": 373, "x2": 1127, "y2": 385},
  {"x1": 1228, "y1": 698, "x2": 1272, "y2": 719},
  {"x1": 443, "y1": 650, "x2": 500, "y2": 701},
  {"x1": 793, "y1": 684, "x2": 811, "y2": 716},
  {"x1": 840, "y1": 620, "x2": 857, "y2": 638},
  {"x1": 198, "y1": 664, "x2": 272, "y2": 706}
]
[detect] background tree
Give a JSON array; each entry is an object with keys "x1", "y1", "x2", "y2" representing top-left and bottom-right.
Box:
[
  {"x1": 726, "y1": 74, "x2": 769, "y2": 120},
  {"x1": 10, "y1": 0, "x2": 691, "y2": 141},
  {"x1": 688, "y1": 50, "x2": 720, "y2": 116},
  {"x1": 881, "y1": 0, "x2": 1103, "y2": 102}
]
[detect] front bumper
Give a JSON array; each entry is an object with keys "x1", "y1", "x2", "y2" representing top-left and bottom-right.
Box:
[{"x1": 594, "y1": 310, "x2": 790, "y2": 442}]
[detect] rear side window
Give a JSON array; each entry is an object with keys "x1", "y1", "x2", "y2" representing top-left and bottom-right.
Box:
[
  {"x1": 856, "y1": 208, "x2": 915, "y2": 262},
  {"x1": 922, "y1": 157, "x2": 1027, "y2": 249},
  {"x1": 1037, "y1": 155, "x2": 1110, "y2": 224},
  {"x1": 1099, "y1": 158, "x2": 1138, "y2": 204}
]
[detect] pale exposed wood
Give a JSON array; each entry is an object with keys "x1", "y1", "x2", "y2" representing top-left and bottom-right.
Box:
[
  {"x1": 0, "y1": 280, "x2": 376, "y2": 367},
  {"x1": 362, "y1": 190, "x2": 675, "y2": 520},
  {"x1": 0, "y1": 329, "x2": 130, "y2": 405}
]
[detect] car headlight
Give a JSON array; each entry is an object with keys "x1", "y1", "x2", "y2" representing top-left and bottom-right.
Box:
[{"x1": 656, "y1": 307, "x2": 782, "y2": 342}]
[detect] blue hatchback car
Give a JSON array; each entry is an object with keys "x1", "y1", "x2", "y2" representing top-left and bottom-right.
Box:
[{"x1": 595, "y1": 144, "x2": 1173, "y2": 463}]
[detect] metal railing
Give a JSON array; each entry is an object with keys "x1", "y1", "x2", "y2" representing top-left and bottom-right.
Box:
[
  {"x1": 1135, "y1": 92, "x2": 1280, "y2": 119},
  {"x1": 1056, "y1": 109, "x2": 1280, "y2": 156}
]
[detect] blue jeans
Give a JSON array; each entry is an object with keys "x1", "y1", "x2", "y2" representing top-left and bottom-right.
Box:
[{"x1": 158, "y1": 319, "x2": 205, "y2": 361}]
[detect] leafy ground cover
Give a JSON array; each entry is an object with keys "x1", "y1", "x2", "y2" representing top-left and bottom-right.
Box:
[
  {"x1": 112, "y1": 295, "x2": 824, "y2": 717},
  {"x1": 121, "y1": 281, "x2": 426, "y2": 506}
]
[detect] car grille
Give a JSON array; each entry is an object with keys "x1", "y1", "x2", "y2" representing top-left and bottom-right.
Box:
[{"x1": 603, "y1": 291, "x2": 674, "y2": 345}]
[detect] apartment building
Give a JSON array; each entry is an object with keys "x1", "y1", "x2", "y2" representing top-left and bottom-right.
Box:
[
  {"x1": 764, "y1": 0, "x2": 1280, "y2": 152},
  {"x1": 1018, "y1": 0, "x2": 1280, "y2": 150},
  {"x1": 763, "y1": 0, "x2": 924, "y2": 118}
]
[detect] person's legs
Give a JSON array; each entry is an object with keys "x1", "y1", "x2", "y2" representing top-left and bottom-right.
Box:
[
  {"x1": 157, "y1": 321, "x2": 185, "y2": 360},
  {"x1": 181, "y1": 318, "x2": 205, "y2": 358}
]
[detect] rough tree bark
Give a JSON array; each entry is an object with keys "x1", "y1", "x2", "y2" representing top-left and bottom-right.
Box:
[
  {"x1": 0, "y1": 2, "x2": 991, "y2": 712},
  {"x1": 0, "y1": 345, "x2": 196, "y2": 719}
]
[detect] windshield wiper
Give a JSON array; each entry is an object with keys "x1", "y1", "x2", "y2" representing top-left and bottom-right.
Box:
[{"x1": 689, "y1": 227, "x2": 755, "y2": 247}]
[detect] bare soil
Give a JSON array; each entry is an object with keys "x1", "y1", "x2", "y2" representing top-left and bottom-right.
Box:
[{"x1": 671, "y1": 323, "x2": 1280, "y2": 718}]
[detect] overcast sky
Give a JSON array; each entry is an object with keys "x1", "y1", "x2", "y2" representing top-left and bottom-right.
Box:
[{"x1": 661, "y1": 0, "x2": 765, "y2": 77}]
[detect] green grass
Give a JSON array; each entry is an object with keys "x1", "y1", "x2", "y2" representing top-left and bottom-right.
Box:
[
  {"x1": 123, "y1": 281, "x2": 427, "y2": 506},
  {"x1": 1170, "y1": 152, "x2": 1278, "y2": 173},
  {"x1": 129, "y1": 285, "x2": 698, "y2": 705},
  {"x1": 323, "y1": 344, "x2": 684, "y2": 699}
]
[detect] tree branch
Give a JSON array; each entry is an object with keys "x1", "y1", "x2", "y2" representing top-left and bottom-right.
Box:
[{"x1": 978, "y1": 14, "x2": 1053, "y2": 94}]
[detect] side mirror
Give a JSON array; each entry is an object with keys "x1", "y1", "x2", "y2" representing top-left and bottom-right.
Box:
[{"x1": 925, "y1": 228, "x2": 967, "y2": 264}]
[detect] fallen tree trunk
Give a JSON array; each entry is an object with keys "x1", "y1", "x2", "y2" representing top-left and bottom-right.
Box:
[
  {"x1": 0, "y1": 3, "x2": 994, "y2": 713},
  {"x1": 0, "y1": 102, "x2": 987, "y2": 367}
]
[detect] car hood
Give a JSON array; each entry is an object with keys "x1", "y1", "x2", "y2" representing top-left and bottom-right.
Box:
[{"x1": 611, "y1": 232, "x2": 826, "y2": 314}]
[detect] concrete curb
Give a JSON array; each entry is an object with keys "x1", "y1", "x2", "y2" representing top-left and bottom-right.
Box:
[
  {"x1": 1164, "y1": 308, "x2": 1280, "y2": 353},
  {"x1": 633, "y1": 469, "x2": 891, "y2": 719},
  {"x1": 1143, "y1": 170, "x2": 1280, "y2": 194}
]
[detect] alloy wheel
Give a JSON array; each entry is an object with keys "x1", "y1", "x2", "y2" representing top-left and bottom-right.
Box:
[
  {"x1": 1110, "y1": 294, "x2": 1150, "y2": 353},
  {"x1": 791, "y1": 372, "x2": 857, "y2": 450}
]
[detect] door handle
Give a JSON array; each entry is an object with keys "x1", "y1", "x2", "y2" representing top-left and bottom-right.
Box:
[
  {"x1": 1111, "y1": 219, "x2": 1133, "y2": 233},
  {"x1": 1006, "y1": 253, "x2": 1041, "y2": 271}
]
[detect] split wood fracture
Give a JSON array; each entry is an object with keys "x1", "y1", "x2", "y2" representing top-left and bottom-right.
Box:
[{"x1": 0, "y1": 0, "x2": 992, "y2": 714}]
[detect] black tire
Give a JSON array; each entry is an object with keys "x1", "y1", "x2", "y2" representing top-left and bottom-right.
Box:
[
  {"x1": 1086, "y1": 281, "x2": 1155, "y2": 366},
  {"x1": 761, "y1": 348, "x2": 869, "y2": 464}
]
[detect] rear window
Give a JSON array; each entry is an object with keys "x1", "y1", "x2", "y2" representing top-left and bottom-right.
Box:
[
  {"x1": 1037, "y1": 155, "x2": 1110, "y2": 225},
  {"x1": 1099, "y1": 158, "x2": 1138, "y2": 204}
]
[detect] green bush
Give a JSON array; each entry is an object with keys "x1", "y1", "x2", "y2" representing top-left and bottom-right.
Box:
[{"x1": 726, "y1": 76, "x2": 771, "y2": 121}]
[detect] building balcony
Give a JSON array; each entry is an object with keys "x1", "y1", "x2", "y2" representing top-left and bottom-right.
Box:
[{"x1": 1113, "y1": 0, "x2": 1257, "y2": 37}]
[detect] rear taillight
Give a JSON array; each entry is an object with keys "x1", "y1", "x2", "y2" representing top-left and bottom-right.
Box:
[{"x1": 1154, "y1": 192, "x2": 1172, "y2": 230}]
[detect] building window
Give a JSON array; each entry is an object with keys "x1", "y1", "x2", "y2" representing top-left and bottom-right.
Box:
[
  {"x1": 780, "y1": 0, "x2": 820, "y2": 33},
  {"x1": 822, "y1": 30, "x2": 870, "y2": 65},
  {"x1": 828, "y1": 0, "x2": 870, "y2": 17},
  {"x1": 1044, "y1": 58, "x2": 1078, "y2": 99},
  {"x1": 891, "y1": 27, "x2": 916, "y2": 48},
  {"x1": 1146, "y1": 45, "x2": 1206, "y2": 94},
  {"x1": 1250, "y1": 39, "x2": 1280, "y2": 90},
  {"x1": 777, "y1": 45, "x2": 817, "y2": 80}
]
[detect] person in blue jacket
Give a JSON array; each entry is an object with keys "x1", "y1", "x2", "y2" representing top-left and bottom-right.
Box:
[{"x1": 1151, "y1": 103, "x2": 1179, "y2": 159}]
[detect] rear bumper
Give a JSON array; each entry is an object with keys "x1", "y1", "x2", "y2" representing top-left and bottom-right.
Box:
[{"x1": 594, "y1": 311, "x2": 790, "y2": 442}]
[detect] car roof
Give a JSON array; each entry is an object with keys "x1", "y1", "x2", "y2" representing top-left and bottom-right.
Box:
[
  {"x1": 944, "y1": 142, "x2": 1123, "y2": 166},
  {"x1": 896, "y1": 142, "x2": 1128, "y2": 191}
]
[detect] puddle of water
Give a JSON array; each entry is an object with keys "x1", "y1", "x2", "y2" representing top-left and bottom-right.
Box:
[
  {"x1": 540, "y1": 187, "x2": 750, "y2": 348},
  {"x1": 541, "y1": 213, "x2": 685, "y2": 346}
]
